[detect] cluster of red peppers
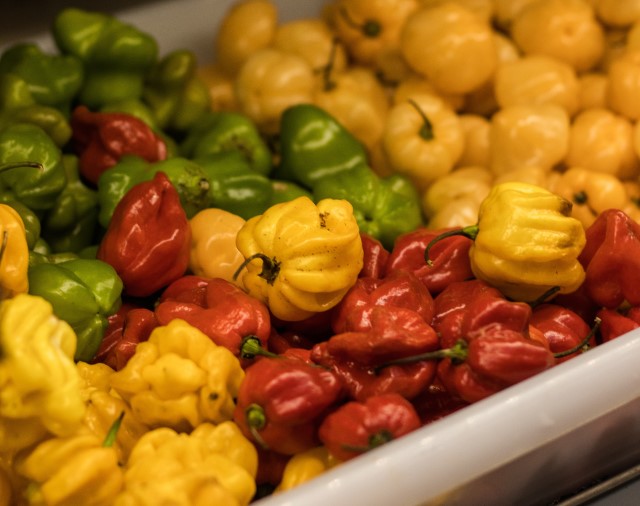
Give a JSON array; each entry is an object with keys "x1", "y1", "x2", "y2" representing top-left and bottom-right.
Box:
[{"x1": 87, "y1": 201, "x2": 640, "y2": 492}]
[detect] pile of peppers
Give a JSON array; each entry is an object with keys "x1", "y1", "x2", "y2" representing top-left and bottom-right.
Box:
[{"x1": 2, "y1": 6, "x2": 640, "y2": 506}]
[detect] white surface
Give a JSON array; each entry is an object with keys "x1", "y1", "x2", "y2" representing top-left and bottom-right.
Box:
[{"x1": 5, "y1": 1, "x2": 640, "y2": 504}]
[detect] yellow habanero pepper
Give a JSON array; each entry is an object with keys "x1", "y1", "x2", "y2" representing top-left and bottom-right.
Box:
[
  {"x1": 14, "y1": 421, "x2": 124, "y2": 506},
  {"x1": 109, "y1": 319, "x2": 244, "y2": 433},
  {"x1": 0, "y1": 203, "x2": 29, "y2": 299},
  {"x1": 234, "y1": 196, "x2": 363, "y2": 321},
  {"x1": 381, "y1": 94, "x2": 464, "y2": 192},
  {"x1": 116, "y1": 427, "x2": 254, "y2": 506},
  {"x1": 189, "y1": 208, "x2": 246, "y2": 286},
  {"x1": 0, "y1": 294, "x2": 85, "y2": 455},
  {"x1": 546, "y1": 167, "x2": 628, "y2": 229},
  {"x1": 426, "y1": 182, "x2": 586, "y2": 302},
  {"x1": 275, "y1": 446, "x2": 340, "y2": 493}
]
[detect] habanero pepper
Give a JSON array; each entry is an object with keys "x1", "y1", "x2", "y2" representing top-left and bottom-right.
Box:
[
  {"x1": 318, "y1": 393, "x2": 421, "y2": 463},
  {"x1": 359, "y1": 232, "x2": 390, "y2": 279},
  {"x1": 97, "y1": 171, "x2": 191, "y2": 298},
  {"x1": 578, "y1": 208, "x2": 640, "y2": 308},
  {"x1": 233, "y1": 355, "x2": 344, "y2": 455},
  {"x1": 70, "y1": 105, "x2": 167, "y2": 186},
  {"x1": 0, "y1": 202, "x2": 29, "y2": 299},
  {"x1": 154, "y1": 275, "x2": 271, "y2": 359},
  {"x1": 597, "y1": 306, "x2": 640, "y2": 343}
]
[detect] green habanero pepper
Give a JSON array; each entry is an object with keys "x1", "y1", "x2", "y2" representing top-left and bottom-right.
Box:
[
  {"x1": 0, "y1": 123, "x2": 67, "y2": 211},
  {"x1": 52, "y1": 8, "x2": 158, "y2": 109},
  {"x1": 143, "y1": 49, "x2": 211, "y2": 134},
  {"x1": 274, "y1": 103, "x2": 368, "y2": 190},
  {"x1": 269, "y1": 179, "x2": 313, "y2": 207},
  {"x1": 180, "y1": 110, "x2": 272, "y2": 176},
  {"x1": 41, "y1": 154, "x2": 100, "y2": 253},
  {"x1": 313, "y1": 163, "x2": 424, "y2": 250},
  {"x1": 196, "y1": 151, "x2": 273, "y2": 220},
  {"x1": 0, "y1": 42, "x2": 83, "y2": 112},
  {"x1": 28, "y1": 257, "x2": 123, "y2": 362},
  {"x1": 97, "y1": 155, "x2": 210, "y2": 227},
  {"x1": 0, "y1": 73, "x2": 71, "y2": 147}
]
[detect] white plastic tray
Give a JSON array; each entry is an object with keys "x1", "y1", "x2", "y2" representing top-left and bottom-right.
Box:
[{"x1": 5, "y1": 1, "x2": 640, "y2": 504}]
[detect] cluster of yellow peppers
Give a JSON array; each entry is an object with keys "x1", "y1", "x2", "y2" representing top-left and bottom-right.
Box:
[{"x1": 200, "y1": 0, "x2": 640, "y2": 232}]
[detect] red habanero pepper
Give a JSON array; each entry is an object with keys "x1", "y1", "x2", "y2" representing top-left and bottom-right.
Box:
[
  {"x1": 94, "y1": 305, "x2": 158, "y2": 370},
  {"x1": 359, "y1": 232, "x2": 390, "y2": 279},
  {"x1": 597, "y1": 307, "x2": 640, "y2": 343},
  {"x1": 233, "y1": 356, "x2": 344, "y2": 456},
  {"x1": 97, "y1": 171, "x2": 191, "y2": 297},
  {"x1": 530, "y1": 303, "x2": 594, "y2": 363},
  {"x1": 432, "y1": 279, "x2": 532, "y2": 349},
  {"x1": 383, "y1": 227, "x2": 473, "y2": 295},
  {"x1": 411, "y1": 380, "x2": 469, "y2": 426},
  {"x1": 331, "y1": 270, "x2": 434, "y2": 334},
  {"x1": 578, "y1": 208, "x2": 640, "y2": 308},
  {"x1": 318, "y1": 393, "x2": 421, "y2": 462},
  {"x1": 71, "y1": 105, "x2": 167, "y2": 185},
  {"x1": 155, "y1": 275, "x2": 271, "y2": 358}
]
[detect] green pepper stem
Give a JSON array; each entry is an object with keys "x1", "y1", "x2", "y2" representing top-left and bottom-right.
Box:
[
  {"x1": 318, "y1": 37, "x2": 339, "y2": 92},
  {"x1": 407, "y1": 98, "x2": 435, "y2": 141},
  {"x1": 527, "y1": 286, "x2": 561, "y2": 309},
  {"x1": 240, "y1": 335, "x2": 279, "y2": 360},
  {"x1": 102, "y1": 411, "x2": 125, "y2": 448},
  {"x1": 0, "y1": 161, "x2": 43, "y2": 173},
  {"x1": 341, "y1": 429, "x2": 394, "y2": 453},
  {"x1": 424, "y1": 225, "x2": 479, "y2": 266},
  {"x1": 233, "y1": 253, "x2": 281, "y2": 285},
  {"x1": 339, "y1": 7, "x2": 381, "y2": 38},
  {"x1": 375, "y1": 339, "x2": 468, "y2": 372},
  {"x1": 245, "y1": 403, "x2": 270, "y2": 450},
  {"x1": 553, "y1": 316, "x2": 601, "y2": 359}
]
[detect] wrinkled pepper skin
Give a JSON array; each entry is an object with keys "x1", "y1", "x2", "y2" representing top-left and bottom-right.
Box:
[
  {"x1": 313, "y1": 163, "x2": 424, "y2": 250},
  {"x1": 0, "y1": 294, "x2": 85, "y2": 454},
  {"x1": 275, "y1": 103, "x2": 368, "y2": 190},
  {"x1": 0, "y1": 42, "x2": 83, "y2": 112},
  {"x1": 233, "y1": 356, "x2": 344, "y2": 455},
  {"x1": 154, "y1": 275, "x2": 271, "y2": 358},
  {"x1": 578, "y1": 208, "x2": 640, "y2": 308},
  {"x1": 181, "y1": 110, "x2": 272, "y2": 177},
  {"x1": 97, "y1": 171, "x2": 191, "y2": 298},
  {"x1": 359, "y1": 233, "x2": 390, "y2": 279},
  {"x1": 0, "y1": 203, "x2": 29, "y2": 298},
  {"x1": 28, "y1": 258, "x2": 123, "y2": 362},
  {"x1": 52, "y1": 8, "x2": 158, "y2": 108},
  {"x1": 142, "y1": 49, "x2": 211, "y2": 134},
  {"x1": 97, "y1": 155, "x2": 210, "y2": 227},
  {"x1": 235, "y1": 196, "x2": 364, "y2": 321},
  {"x1": 0, "y1": 123, "x2": 66, "y2": 211},
  {"x1": 70, "y1": 105, "x2": 167, "y2": 186},
  {"x1": 385, "y1": 227, "x2": 474, "y2": 295},
  {"x1": 109, "y1": 319, "x2": 245, "y2": 432},
  {"x1": 318, "y1": 393, "x2": 421, "y2": 462}
]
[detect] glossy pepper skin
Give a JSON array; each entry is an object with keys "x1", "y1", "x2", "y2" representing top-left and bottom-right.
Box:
[
  {"x1": 233, "y1": 355, "x2": 343, "y2": 455},
  {"x1": 318, "y1": 393, "x2": 421, "y2": 462},
  {"x1": 385, "y1": 227, "x2": 474, "y2": 295},
  {"x1": 142, "y1": 49, "x2": 211, "y2": 134},
  {"x1": 429, "y1": 182, "x2": 587, "y2": 302},
  {"x1": 28, "y1": 258, "x2": 123, "y2": 362},
  {"x1": 70, "y1": 105, "x2": 167, "y2": 186},
  {"x1": 52, "y1": 8, "x2": 158, "y2": 109},
  {"x1": 578, "y1": 208, "x2": 640, "y2": 308},
  {"x1": 196, "y1": 151, "x2": 273, "y2": 220},
  {"x1": 40, "y1": 154, "x2": 100, "y2": 254},
  {"x1": 274, "y1": 103, "x2": 368, "y2": 190},
  {"x1": 109, "y1": 319, "x2": 245, "y2": 432},
  {"x1": 97, "y1": 155, "x2": 210, "y2": 227},
  {"x1": 313, "y1": 163, "x2": 424, "y2": 250},
  {"x1": 0, "y1": 294, "x2": 85, "y2": 455},
  {"x1": 597, "y1": 307, "x2": 640, "y2": 343},
  {"x1": 359, "y1": 232, "x2": 390, "y2": 279},
  {"x1": 0, "y1": 123, "x2": 66, "y2": 211},
  {"x1": 0, "y1": 203, "x2": 29, "y2": 298},
  {"x1": 0, "y1": 73, "x2": 71, "y2": 147},
  {"x1": 181, "y1": 110, "x2": 272, "y2": 176},
  {"x1": 0, "y1": 42, "x2": 83, "y2": 112},
  {"x1": 235, "y1": 196, "x2": 364, "y2": 321},
  {"x1": 97, "y1": 171, "x2": 191, "y2": 298},
  {"x1": 154, "y1": 275, "x2": 271, "y2": 358}
]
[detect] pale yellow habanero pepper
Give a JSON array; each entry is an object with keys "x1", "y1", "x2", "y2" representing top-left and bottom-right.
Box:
[{"x1": 275, "y1": 446, "x2": 340, "y2": 493}]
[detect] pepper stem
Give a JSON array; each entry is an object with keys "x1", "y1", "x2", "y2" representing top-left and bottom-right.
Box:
[
  {"x1": 0, "y1": 161, "x2": 43, "y2": 173},
  {"x1": 424, "y1": 225, "x2": 479, "y2": 266},
  {"x1": 233, "y1": 253, "x2": 281, "y2": 285},
  {"x1": 341, "y1": 429, "x2": 394, "y2": 453},
  {"x1": 376, "y1": 339, "x2": 469, "y2": 372},
  {"x1": 245, "y1": 403, "x2": 270, "y2": 450},
  {"x1": 339, "y1": 7, "x2": 381, "y2": 38},
  {"x1": 318, "y1": 37, "x2": 339, "y2": 92},
  {"x1": 240, "y1": 335, "x2": 279, "y2": 360},
  {"x1": 102, "y1": 411, "x2": 125, "y2": 448},
  {"x1": 527, "y1": 286, "x2": 561, "y2": 309},
  {"x1": 553, "y1": 316, "x2": 601, "y2": 359},
  {"x1": 407, "y1": 99, "x2": 436, "y2": 141}
]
